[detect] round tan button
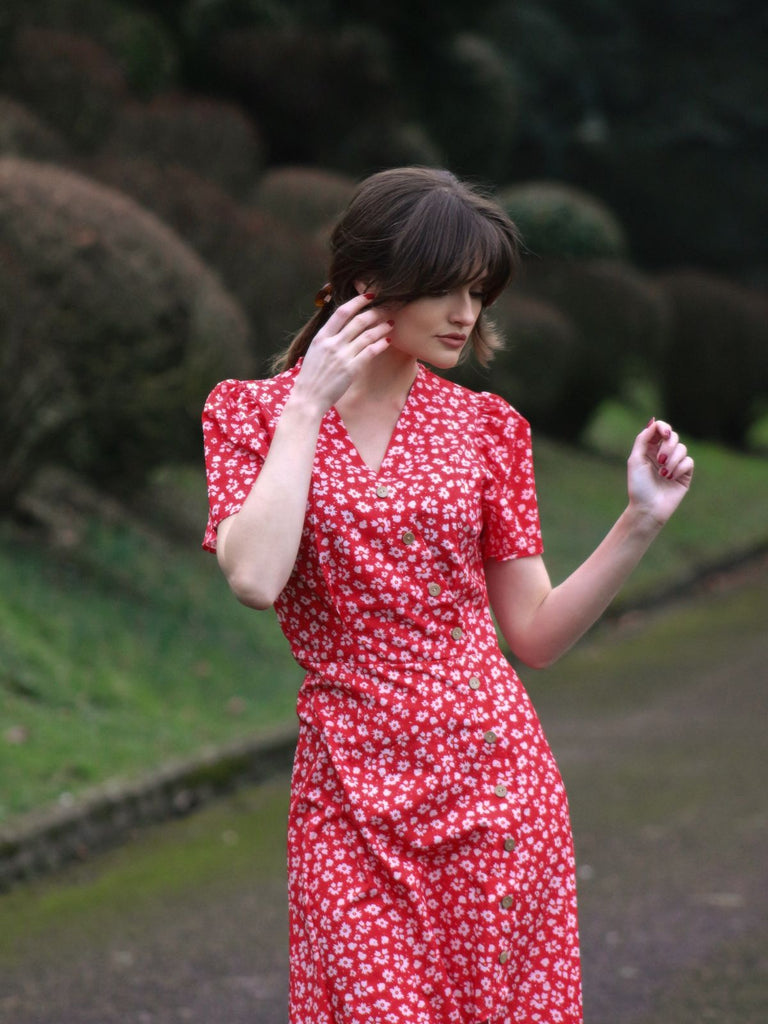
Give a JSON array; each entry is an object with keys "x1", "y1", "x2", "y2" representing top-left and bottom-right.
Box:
[
  {"x1": 503, "y1": 836, "x2": 516, "y2": 852},
  {"x1": 402, "y1": 530, "x2": 416, "y2": 545},
  {"x1": 450, "y1": 626, "x2": 463, "y2": 641},
  {"x1": 494, "y1": 784, "x2": 508, "y2": 798},
  {"x1": 498, "y1": 950, "x2": 511, "y2": 965},
  {"x1": 468, "y1": 676, "x2": 481, "y2": 690},
  {"x1": 375, "y1": 484, "x2": 389, "y2": 498},
  {"x1": 484, "y1": 730, "x2": 497, "y2": 744},
  {"x1": 427, "y1": 582, "x2": 441, "y2": 597},
  {"x1": 501, "y1": 895, "x2": 514, "y2": 910}
]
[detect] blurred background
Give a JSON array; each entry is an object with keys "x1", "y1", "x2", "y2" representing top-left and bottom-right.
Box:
[{"x1": 1, "y1": 3, "x2": 768, "y2": 1021}]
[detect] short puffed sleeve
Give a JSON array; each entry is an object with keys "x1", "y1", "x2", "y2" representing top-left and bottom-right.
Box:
[
  {"x1": 478, "y1": 392, "x2": 544, "y2": 561},
  {"x1": 201, "y1": 379, "x2": 272, "y2": 552}
]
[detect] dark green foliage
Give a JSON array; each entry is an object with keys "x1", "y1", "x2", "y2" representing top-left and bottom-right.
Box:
[
  {"x1": 84, "y1": 156, "x2": 327, "y2": 370},
  {"x1": 451, "y1": 294, "x2": 578, "y2": 436},
  {"x1": 6, "y1": 0, "x2": 178, "y2": 97},
  {"x1": 102, "y1": 93, "x2": 264, "y2": 197},
  {"x1": 0, "y1": 158, "x2": 252, "y2": 508},
  {"x1": 498, "y1": 181, "x2": 629, "y2": 260},
  {"x1": 1, "y1": 28, "x2": 128, "y2": 153},
  {"x1": 659, "y1": 270, "x2": 768, "y2": 447},
  {"x1": 0, "y1": 96, "x2": 71, "y2": 162},
  {"x1": 204, "y1": 26, "x2": 401, "y2": 170},
  {"x1": 513, "y1": 259, "x2": 668, "y2": 438},
  {"x1": 251, "y1": 166, "x2": 356, "y2": 231}
]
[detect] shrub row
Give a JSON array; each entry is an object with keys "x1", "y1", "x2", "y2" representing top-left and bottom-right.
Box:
[{"x1": 0, "y1": 157, "x2": 252, "y2": 510}]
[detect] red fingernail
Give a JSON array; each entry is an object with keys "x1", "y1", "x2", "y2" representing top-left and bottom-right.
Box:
[
  {"x1": 646, "y1": 417, "x2": 656, "y2": 428},
  {"x1": 660, "y1": 468, "x2": 668, "y2": 477},
  {"x1": 658, "y1": 453, "x2": 667, "y2": 465},
  {"x1": 364, "y1": 292, "x2": 375, "y2": 300},
  {"x1": 387, "y1": 319, "x2": 395, "y2": 326}
]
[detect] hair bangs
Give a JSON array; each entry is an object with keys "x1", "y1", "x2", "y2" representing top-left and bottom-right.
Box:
[{"x1": 382, "y1": 188, "x2": 518, "y2": 305}]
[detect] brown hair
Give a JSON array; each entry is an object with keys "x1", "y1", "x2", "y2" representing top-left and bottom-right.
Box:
[{"x1": 272, "y1": 166, "x2": 521, "y2": 372}]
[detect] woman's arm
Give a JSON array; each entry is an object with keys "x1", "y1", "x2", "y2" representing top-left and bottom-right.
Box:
[
  {"x1": 485, "y1": 419, "x2": 694, "y2": 668},
  {"x1": 216, "y1": 293, "x2": 391, "y2": 609}
]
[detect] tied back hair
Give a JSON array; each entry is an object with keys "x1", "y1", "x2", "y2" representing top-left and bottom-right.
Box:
[{"x1": 272, "y1": 167, "x2": 522, "y2": 373}]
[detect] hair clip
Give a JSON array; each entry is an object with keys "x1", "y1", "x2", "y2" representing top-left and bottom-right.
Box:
[{"x1": 314, "y1": 283, "x2": 333, "y2": 308}]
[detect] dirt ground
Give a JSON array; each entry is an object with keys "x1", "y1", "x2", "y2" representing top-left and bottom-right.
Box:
[{"x1": 1, "y1": 562, "x2": 766, "y2": 1023}]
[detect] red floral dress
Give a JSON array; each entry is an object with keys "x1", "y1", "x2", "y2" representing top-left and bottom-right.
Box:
[{"x1": 203, "y1": 362, "x2": 583, "y2": 1024}]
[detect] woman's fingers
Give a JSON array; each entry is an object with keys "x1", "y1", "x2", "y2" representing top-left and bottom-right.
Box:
[{"x1": 632, "y1": 418, "x2": 694, "y2": 486}]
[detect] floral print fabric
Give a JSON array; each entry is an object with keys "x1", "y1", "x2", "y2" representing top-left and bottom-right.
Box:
[{"x1": 203, "y1": 362, "x2": 582, "y2": 1023}]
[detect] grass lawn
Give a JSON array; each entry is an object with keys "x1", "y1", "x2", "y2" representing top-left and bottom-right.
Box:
[{"x1": 1, "y1": 428, "x2": 766, "y2": 825}]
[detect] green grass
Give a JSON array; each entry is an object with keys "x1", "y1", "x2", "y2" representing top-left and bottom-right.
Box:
[{"x1": 1, "y1": 430, "x2": 766, "y2": 825}]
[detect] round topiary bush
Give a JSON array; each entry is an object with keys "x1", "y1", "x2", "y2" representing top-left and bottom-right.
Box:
[
  {"x1": 0, "y1": 157, "x2": 252, "y2": 509},
  {"x1": 84, "y1": 155, "x2": 328, "y2": 370},
  {"x1": 103, "y1": 93, "x2": 264, "y2": 198},
  {"x1": 658, "y1": 270, "x2": 768, "y2": 447},
  {"x1": 0, "y1": 95, "x2": 70, "y2": 161},
  {"x1": 497, "y1": 181, "x2": 630, "y2": 260},
  {"x1": 514, "y1": 258, "x2": 668, "y2": 438},
  {"x1": 447, "y1": 292, "x2": 577, "y2": 434},
  {"x1": 1, "y1": 28, "x2": 128, "y2": 153},
  {"x1": 7, "y1": 0, "x2": 178, "y2": 98},
  {"x1": 252, "y1": 167, "x2": 357, "y2": 231}
]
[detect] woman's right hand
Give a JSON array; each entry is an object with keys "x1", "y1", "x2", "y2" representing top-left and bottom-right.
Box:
[{"x1": 291, "y1": 293, "x2": 392, "y2": 414}]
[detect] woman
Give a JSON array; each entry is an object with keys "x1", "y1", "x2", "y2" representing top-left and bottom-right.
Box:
[{"x1": 202, "y1": 167, "x2": 693, "y2": 1024}]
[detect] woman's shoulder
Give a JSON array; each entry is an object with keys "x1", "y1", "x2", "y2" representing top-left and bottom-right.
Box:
[
  {"x1": 204, "y1": 365, "x2": 300, "y2": 420},
  {"x1": 421, "y1": 366, "x2": 529, "y2": 430}
]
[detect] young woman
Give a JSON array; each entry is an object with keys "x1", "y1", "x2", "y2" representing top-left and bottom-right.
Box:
[{"x1": 202, "y1": 167, "x2": 693, "y2": 1024}]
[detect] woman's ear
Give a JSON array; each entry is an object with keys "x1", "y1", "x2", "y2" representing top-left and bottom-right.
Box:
[{"x1": 354, "y1": 279, "x2": 374, "y2": 296}]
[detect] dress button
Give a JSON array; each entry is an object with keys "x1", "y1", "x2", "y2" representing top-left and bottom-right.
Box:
[
  {"x1": 402, "y1": 530, "x2": 416, "y2": 545},
  {"x1": 503, "y1": 836, "x2": 516, "y2": 852},
  {"x1": 450, "y1": 626, "x2": 463, "y2": 641},
  {"x1": 375, "y1": 484, "x2": 390, "y2": 498},
  {"x1": 468, "y1": 676, "x2": 481, "y2": 690},
  {"x1": 484, "y1": 730, "x2": 497, "y2": 744},
  {"x1": 498, "y1": 950, "x2": 511, "y2": 965},
  {"x1": 494, "y1": 784, "x2": 508, "y2": 798},
  {"x1": 427, "y1": 582, "x2": 441, "y2": 597},
  {"x1": 501, "y1": 895, "x2": 514, "y2": 910}
]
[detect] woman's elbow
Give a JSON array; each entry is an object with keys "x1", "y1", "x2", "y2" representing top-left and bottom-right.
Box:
[{"x1": 224, "y1": 568, "x2": 279, "y2": 610}]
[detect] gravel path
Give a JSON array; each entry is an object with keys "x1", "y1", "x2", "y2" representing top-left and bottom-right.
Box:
[{"x1": 1, "y1": 564, "x2": 766, "y2": 1023}]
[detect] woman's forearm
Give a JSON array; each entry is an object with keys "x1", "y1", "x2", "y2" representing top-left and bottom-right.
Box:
[
  {"x1": 216, "y1": 393, "x2": 325, "y2": 608},
  {"x1": 524, "y1": 505, "x2": 663, "y2": 667}
]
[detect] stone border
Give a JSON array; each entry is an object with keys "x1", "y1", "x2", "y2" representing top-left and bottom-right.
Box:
[{"x1": 0, "y1": 722, "x2": 298, "y2": 892}]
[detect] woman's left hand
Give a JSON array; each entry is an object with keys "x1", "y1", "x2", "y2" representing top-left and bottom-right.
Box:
[{"x1": 627, "y1": 418, "x2": 694, "y2": 525}]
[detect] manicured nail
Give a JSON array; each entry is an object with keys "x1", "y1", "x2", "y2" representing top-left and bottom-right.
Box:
[
  {"x1": 387, "y1": 319, "x2": 395, "y2": 326},
  {"x1": 646, "y1": 417, "x2": 656, "y2": 428},
  {"x1": 364, "y1": 292, "x2": 375, "y2": 300},
  {"x1": 660, "y1": 468, "x2": 668, "y2": 477},
  {"x1": 658, "y1": 453, "x2": 667, "y2": 465}
]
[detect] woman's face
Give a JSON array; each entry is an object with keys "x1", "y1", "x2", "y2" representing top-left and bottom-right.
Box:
[{"x1": 383, "y1": 284, "x2": 484, "y2": 369}]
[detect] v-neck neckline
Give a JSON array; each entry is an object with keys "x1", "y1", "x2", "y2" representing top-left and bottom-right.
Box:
[{"x1": 330, "y1": 363, "x2": 423, "y2": 478}]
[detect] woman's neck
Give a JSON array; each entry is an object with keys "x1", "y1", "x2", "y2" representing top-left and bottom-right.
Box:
[{"x1": 338, "y1": 348, "x2": 419, "y2": 412}]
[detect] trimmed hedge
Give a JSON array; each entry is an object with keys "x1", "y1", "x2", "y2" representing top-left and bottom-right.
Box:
[
  {"x1": 103, "y1": 93, "x2": 264, "y2": 197},
  {"x1": 1, "y1": 28, "x2": 128, "y2": 153},
  {"x1": 513, "y1": 258, "x2": 668, "y2": 438},
  {"x1": 659, "y1": 270, "x2": 768, "y2": 447},
  {"x1": 498, "y1": 181, "x2": 629, "y2": 260},
  {"x1": 252, "y1": 166, "x2": 356, "y2": 231},
  {"x1": 450, "y1": 293, "x2": 577, "y2": 435},
  {"x1": 84, "y1": 156, "x2": 327, "y2": 368},
  {"x1": 0, "y1": 157, "x2": 252, "y2": 508},
  {"x1": 0, "y1": 95, "x2": 70, "y2": 162},
  {"x1": 6, "y1": 0, "x2": 178, "y2": 98}
]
